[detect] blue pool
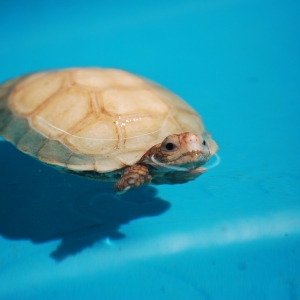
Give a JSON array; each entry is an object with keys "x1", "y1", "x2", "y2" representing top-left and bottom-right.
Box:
[{"x1": 0, "y1": 0, "x2": 299, "y2": 299}]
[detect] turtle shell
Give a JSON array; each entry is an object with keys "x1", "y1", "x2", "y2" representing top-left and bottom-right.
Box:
[{"x1": 0, "y1": 68, "x2": 210, "y2": 173}]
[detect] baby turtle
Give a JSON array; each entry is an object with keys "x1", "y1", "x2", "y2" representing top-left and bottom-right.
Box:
[{"x1": 0, "y1": 68, "x2": 218, "y2": 193}]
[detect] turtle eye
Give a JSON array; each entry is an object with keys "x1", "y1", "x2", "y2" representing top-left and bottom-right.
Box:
[
  {"x1": 162, "y1": 141, "x2": 178, "y2": 152},
  {"x1": 202, "y1": 140, "x2": 206, "y2": 146},
  {"x1": 166, "y1": 143, "x2": 176, "y2": 151}
]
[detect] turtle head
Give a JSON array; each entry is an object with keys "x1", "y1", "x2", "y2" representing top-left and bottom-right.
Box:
[{"x1": 144, "y1": 132, "x2": 213, "y2": 171}]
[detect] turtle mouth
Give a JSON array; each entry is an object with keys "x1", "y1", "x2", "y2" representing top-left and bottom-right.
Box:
[
  {"x1": 151, "y1": 150, "x2": 209, "y2": 172},
  {"x1": 177, "y1": 150, "x2": 210, "y2": 165},
  {"x1": 182, "y1": 149, "x2": 208, "y2": 160}
]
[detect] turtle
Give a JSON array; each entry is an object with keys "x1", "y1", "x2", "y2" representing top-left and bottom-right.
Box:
[{"x1": 0, "y1": 68, "x2": 218, "y2": 193}]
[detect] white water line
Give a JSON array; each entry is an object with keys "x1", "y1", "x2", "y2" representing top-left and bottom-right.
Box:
[
  {"x1": 205, "y1": 153, "x2": 221, "y2": 170},
  {"x1": 151, "y1": 154, "x2": 189, "y2": 171}
]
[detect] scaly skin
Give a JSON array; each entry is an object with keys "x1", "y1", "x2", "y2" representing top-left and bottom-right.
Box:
[{"x1": 114, "y1": 164, "x2": 152, "y2": 193}]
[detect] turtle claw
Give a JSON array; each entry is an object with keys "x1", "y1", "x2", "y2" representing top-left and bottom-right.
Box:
[{"x1": 115, "y1": 186, "x2": 130, "y2": 195}]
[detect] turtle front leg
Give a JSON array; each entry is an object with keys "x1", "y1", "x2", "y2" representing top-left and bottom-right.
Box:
[{"x1": 114, "y1": 164, "x2": 152, "y2": 193}]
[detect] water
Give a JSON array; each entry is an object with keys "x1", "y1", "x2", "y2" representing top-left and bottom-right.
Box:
[{"x1": 0, "y1": 0, "x2": 300, "y2": 299}]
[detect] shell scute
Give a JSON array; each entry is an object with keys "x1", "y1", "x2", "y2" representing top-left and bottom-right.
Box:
[
  {"x1": 174, "y1": 110, "x2": 204, "y2": 134},
  {"x1": 0, "y1": 107, "x2": 13, "y2": 131},
  {"x1": 71, "y1": 68, "x2": 145, "y2": 90},
  {"x1": 102, "y1": 89, "x2": 169, "y2": 116},
  {"x1": 1, "y1": 117, "x2": 28, "y2": 144},
  {"x1": 17, "y1": 129, "x2": 46, "y2": 155},
  {"x1": 93, "y1": 155, "x2": 125, "y2": 173},
  {"x1": 32, "y1": 87, "x2": 93, "y2": 138},
  {"x1": 11, "y1": 72, "x2": 66, "y2": 115},
  {"x1": 67, "y1": 153, "x2": 95, "y2": 171},
  {"x1": 65, "y1": 115, "x2": 119, "y2": 155},
  {"x1": 149, "y1": 84, "x2": 197, "y2": 114},
  {"x1": 37, "y1": 140, "x2": 72, "y2": 166}
]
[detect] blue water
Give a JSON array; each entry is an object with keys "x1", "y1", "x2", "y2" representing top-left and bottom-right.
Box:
[{"x1": 1, "y1": 0, "x2": 300, "y2": 299}]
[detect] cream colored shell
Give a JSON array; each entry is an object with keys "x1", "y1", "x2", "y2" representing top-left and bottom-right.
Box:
[{"x1": 0, "y1": 68, "x2": 206, "y2": 172}]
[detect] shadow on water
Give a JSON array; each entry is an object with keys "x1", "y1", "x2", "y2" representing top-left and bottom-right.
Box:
[{"x1": 0, "y1": 142, "x2": 171, "y2": 261}]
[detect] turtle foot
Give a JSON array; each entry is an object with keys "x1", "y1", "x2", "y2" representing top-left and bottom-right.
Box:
[{"x1": 114, "y1": 164, "x2": 152, "y2": 193}]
